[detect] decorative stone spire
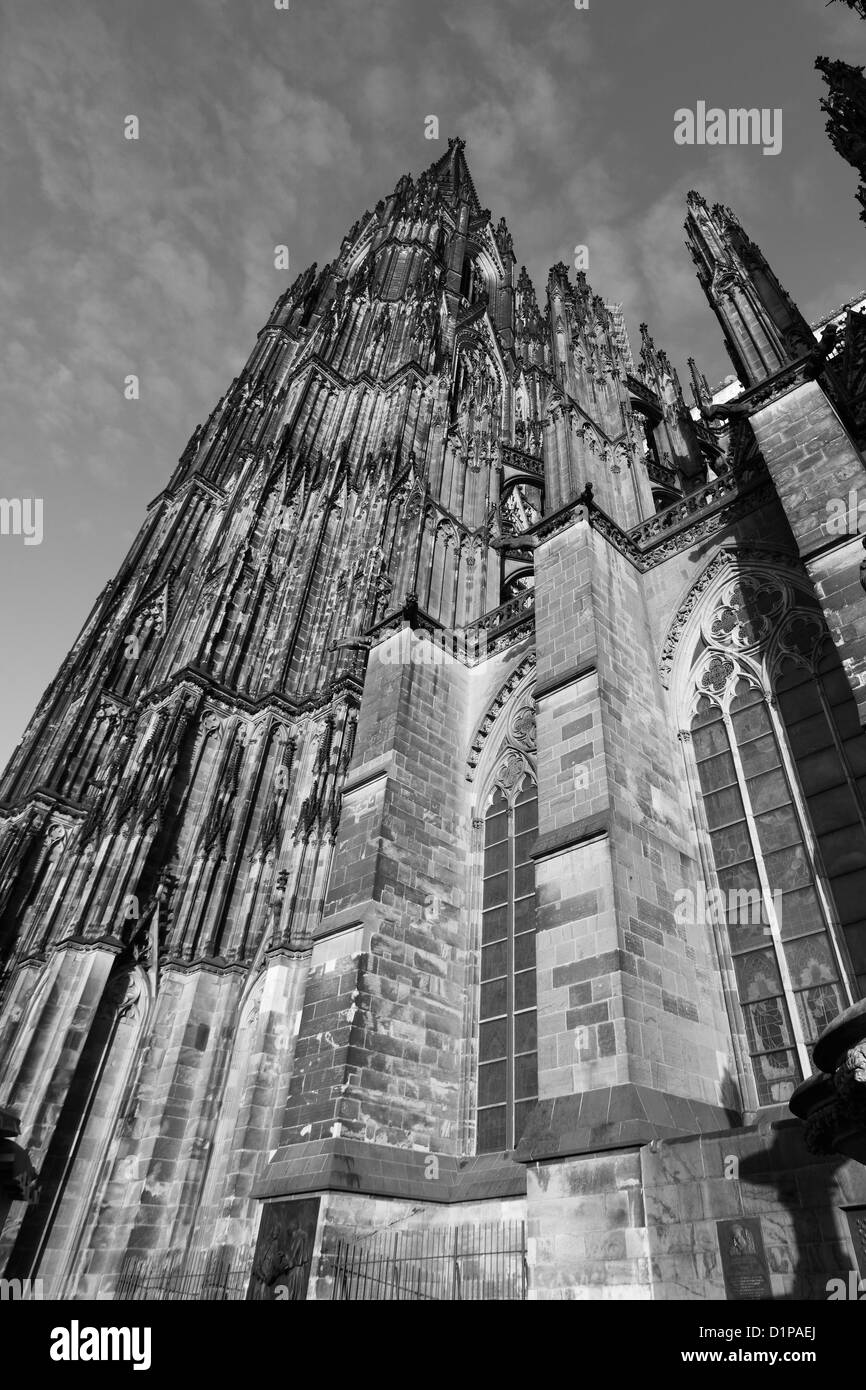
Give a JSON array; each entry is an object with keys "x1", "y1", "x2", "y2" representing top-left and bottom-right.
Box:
[{"x1": 685, "y1": 192, "x2": 815, "y2": 387}]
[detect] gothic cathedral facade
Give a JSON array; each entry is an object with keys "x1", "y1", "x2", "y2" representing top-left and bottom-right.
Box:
[{"x1": 2, "y1": 138, "x2": 866, "y2": 1299}]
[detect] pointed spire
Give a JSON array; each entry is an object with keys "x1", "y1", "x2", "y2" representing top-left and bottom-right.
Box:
[
  {"x1": 685, "y1": 193, "x2": 815, "y2": 387},
  {"x1": 416, "y1": 136, "x2": 483, "y2": 216},
  {"x1": 639, "y1": 321, "x2": 655, "y2": 374},
  {"x1": 547, "y1": 262, "x2": 572, "y2": 299},
  {"x1": 515, "y1": 266, "x2": 541, "y2": 320},
  {"x1": 637, "y1": 323, "x2": 674, "y2": 388},
  {"x1": 494, "y1": 215, "x2": 515, "y2": 260},
  {"x1": 634, "y1": 323, "x2": 708, "y2": 482},
  {"x1": 688, "y1": 356, "x2": 712, "y2": 410},
  {"x1": 605, "y1": 302, "x2": 635, "y2": 373}
]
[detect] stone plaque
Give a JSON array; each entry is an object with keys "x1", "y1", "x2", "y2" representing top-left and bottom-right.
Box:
[
  {"x1": 843, "y1": 1207, "x2": 866, "y2": 1278},
  {"x1": 717, "y1": 1217, "x2": 773, "y2": 1301},
  {"x1": 247, "y1": 1197, "x2": 320, "y2": 1301}
]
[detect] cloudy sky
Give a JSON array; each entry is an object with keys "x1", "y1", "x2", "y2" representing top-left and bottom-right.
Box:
[{"x1": 0, "y1": 0, "x2": 864, "y2": 771}]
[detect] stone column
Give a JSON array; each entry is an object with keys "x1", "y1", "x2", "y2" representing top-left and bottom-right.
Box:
[
  {"x1": 276, "y1": 626, "x2": 472, "y2": 1153},
  {"x1": 748, "y1": 377, "x2": 866, "y2": 723}
]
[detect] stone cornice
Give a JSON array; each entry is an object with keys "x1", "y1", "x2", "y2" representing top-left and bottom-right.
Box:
[
  {"x1": 531, "y1": 463, "x2": 778, "y2": 573},
  {"x1": 532, "y1": 811, "x2": 609, "y2": 861},
  {"x1": 466, "y1": 653, "x2": 536, "y2": 781},
  {"x1": 252, "y1": 1137, "x2": 526, "y2": 1204},
  {"x1": 0, "y1": 789, "x2": 87, "y2": 821},
  {"x1": 135, "y1": 667, "x2": 363, "y2": 722}
]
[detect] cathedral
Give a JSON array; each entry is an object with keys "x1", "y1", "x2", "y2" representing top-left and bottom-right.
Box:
[{"x1": 1, "y1": 137, "x2": 866, "y2": 1301}]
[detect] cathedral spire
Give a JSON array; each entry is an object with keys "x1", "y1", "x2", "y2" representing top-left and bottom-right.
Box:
[
  {"x1": 685, "y1": 191, "x2": 815, "y2": 388},
  {"x1": 417, "y1": 135, "x2": 484, "y2": 217},
  {"x1": 637, "y1": 323, "x2": 706, "y2": 484}
]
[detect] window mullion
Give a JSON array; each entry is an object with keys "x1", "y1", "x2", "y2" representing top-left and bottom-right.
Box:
[
  {"x1": 678, "y1": 725, "x2": 755, "y2": 1109},
  {"x1": 814, "y1": 667, "x2": 866, "y2": 838},
  {"x1": 722, "y1": 704, "x2": 812, "y2": 1078},
  {"x1": 763, "y1": 693, "x2": 855, "y2": 1008}
]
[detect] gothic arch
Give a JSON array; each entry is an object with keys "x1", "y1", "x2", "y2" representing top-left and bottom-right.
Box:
[
  {"x1": 453, "y1": 327, "x2": 507, "y2": 402},
  {"x1": 466, "y1": 654, "x2": 537, "y2": 784},
  {"x1": 464, "y1": 663, "x2": 539, "y2": 1155},
  {"x1": 668, "y1": 555, "x2": 864, "y2": 1109},
  {"x1": 660, "y1": 545, "x2": 806, "y2": 692},
  {"x1": 422, "y1": 516, "x2": 461, "y2": 623}
]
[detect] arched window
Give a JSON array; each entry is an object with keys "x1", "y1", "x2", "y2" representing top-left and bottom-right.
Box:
[
  {"x1": 774, "y1": 633, "x2": 866, "y2": 1002},
  {"x1": 500, "y1": 484, "x2": 542, "y2": 537},
  {"x1": 477, "y1": 775, "x2": 538, "y2": 1152},
  {"x1": 501, "y1": 570, "x2": 535, "y2": 604},
  {"x1": 682, "y1": 573, "x2": 861, "y2": 1106}
]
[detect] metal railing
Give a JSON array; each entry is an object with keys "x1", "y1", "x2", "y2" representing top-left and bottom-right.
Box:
[
  {"x1": 629, "y1": 458, "x2": 767, "y2": 549},
  {"x1": 500, "y1": 443, "x2": 544, "y2": 477},
  {"x1": 330, "y1": 1220, "x2": 527, "y2": 1301},
  {"x1": 114, "y1": 1247, "x2": 253, "y2": 1301},
  {"x1": 462, "y1": 592, "x2": 535, "y2": 651}
]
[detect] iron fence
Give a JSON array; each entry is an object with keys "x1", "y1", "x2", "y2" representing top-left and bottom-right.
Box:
[
  {"x1": 115, "y1": 1247, "x2": 253, "y2": 1301},
  {"x1": 330, "y1": 1219, "x2": 527, "y2": 1301}
]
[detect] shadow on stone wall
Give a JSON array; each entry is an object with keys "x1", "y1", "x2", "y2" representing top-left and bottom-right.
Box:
[
  {"x1": 737, "y1": 1123, "x2": 854, "y2": 1300},
  {"x1": 642, "y1": 1110, "x2": 866, "y2": 1300}
]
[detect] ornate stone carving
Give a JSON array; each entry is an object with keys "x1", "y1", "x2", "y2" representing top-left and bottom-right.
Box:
[
  {"x1": 697, "y1": 652, "x2": 736, "y2": 696},
  {"x1": 776, "y1": 611, "x2": 825, "y2": 661},
  {"x1": 98, "y1": 969, "x2": 142, "y2": 1025},
  {"x1": 791, "y1": 1002, "x2": 866, "y2": 1163},
  {"x1": 837, "y1": 1041, "x2": 866, "y2": 1120},
  {"x1": 466, "y1": 655, "x2": 536, "y2": 781},
  {"x1": 705, "y1": 575, "x2": 787, "y2": 651},
  {"x1": 494, "y1": 751, "x2": 529, "y2": 798},
  {"x1": 509, "y1": 701, "x2": 536, "y2": 751},
  {"x1": 657, "y1": 549, "x2": 805, "y2": 687}
]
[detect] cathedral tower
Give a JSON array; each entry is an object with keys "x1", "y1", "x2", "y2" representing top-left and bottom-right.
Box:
[{"x1": 1, "y1": 141, "x2": 865, "y2": 1301}]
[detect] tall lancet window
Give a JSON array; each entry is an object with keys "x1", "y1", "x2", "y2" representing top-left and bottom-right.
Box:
[
  {"x1": 682, "y1": 574, "x2": 860, "y2": 1107},
  {"x1": 477, "y1": 772, "x2": 538, "y2": 1153}
]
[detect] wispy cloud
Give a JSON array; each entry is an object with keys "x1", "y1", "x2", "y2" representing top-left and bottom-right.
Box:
[{"x1": 0, "y1": 0, "x2": 863, "y2": 768}]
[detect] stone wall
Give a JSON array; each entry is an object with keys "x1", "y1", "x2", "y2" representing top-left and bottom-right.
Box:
[
  {"x1": 528, "y1": 513, "x2": 735, "y2": 1148},
  {"x1": 641, "y1": 1117, "x2": 866, "y2": 1300},
  {"x1": 526, "y1": 1149, "x2": 651, "y2": 1300},
  {"x1": 750, "y1": 379, "x2": 866, "y2": 722}
]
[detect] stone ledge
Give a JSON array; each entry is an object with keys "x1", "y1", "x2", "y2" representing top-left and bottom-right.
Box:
[
  {"x1": 514, "y1": 1084, "x2": 739, "y2": 1162},
  {"x1": 340, "y1": 761, "x2": 393, "y2": 798},
  {"x1": 251, "y1": 1138, "x2": 526, "y2": 1204},
  {"x1": 534, "y1": 660, "x2": 597, "y2": 701},
  {"x1": 532, "y1": 812, "x2": 609, "y2": 862}
]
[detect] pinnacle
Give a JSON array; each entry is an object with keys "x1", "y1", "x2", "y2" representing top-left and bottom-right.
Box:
[{"x1": 413, "y1": 135, "x2": 483, "y2": 215}]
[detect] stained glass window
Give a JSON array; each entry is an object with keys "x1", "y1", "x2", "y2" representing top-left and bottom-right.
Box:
[
  {"x1": 477, "y1": 781, "x2": 538, "y2": 1152},
  {"x1": 691, "y1": 673, "x2": 851, "y2": 1105}
]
